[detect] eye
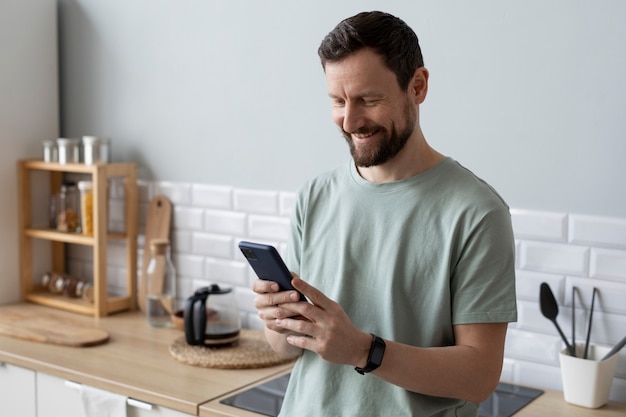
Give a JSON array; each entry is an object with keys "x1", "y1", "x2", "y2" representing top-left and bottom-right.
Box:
[
  {"x1": 361, "y1": 97, "x2": 380, "y2": 106},
  {"x1": 331, "y1": 98, "x2": 345, "y2": 107}
]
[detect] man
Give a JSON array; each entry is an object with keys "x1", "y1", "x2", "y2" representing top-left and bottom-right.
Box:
[{"x1": 253, "y1": 11, "x2": 517, "y2": 416}]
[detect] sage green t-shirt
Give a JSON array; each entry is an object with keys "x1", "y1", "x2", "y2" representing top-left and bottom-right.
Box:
[{"x1": 281, "y1": 157, "x2": 517, "y2": 417}]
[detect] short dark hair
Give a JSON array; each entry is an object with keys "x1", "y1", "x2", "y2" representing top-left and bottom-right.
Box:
[{"x1": 318, "y1": 11, "x2": 424, "y2": 91}]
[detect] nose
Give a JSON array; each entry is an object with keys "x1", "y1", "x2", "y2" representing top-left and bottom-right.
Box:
[{"x1": 336, "y1": 102, "x2": 364, "y2": 133}]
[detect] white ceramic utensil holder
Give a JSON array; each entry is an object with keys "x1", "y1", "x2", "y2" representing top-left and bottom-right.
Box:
[{"x1": 559, "y1": 344, "x2": 619, "y2": 408}]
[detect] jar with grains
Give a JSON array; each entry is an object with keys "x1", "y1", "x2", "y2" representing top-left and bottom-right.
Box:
[
  {"x1": 57, "y1": 182, "x2": 80, "y2": 233},
  {"x1": 78, "y1": 180, "x2": 93, "y2": 235}
]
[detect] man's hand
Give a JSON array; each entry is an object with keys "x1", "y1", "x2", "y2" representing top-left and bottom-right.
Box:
[
  {"x1": 252, "y1": 273, "x2": 306, "y2": 334},
  {"x1": 274, "y1": 276, "x2": 371, "y2": 368}
]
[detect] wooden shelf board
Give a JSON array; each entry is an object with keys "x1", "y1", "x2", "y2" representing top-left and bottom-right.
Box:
[
  {"x1": 25, "y1": 228, "x2": 128, "y2": 245},
  {"x1": 25, "y1": 292, "x2": 132, "y2": 316}
]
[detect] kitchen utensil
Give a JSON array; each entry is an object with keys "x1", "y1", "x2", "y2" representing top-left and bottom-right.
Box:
[
  {"x1": 540, "y1": 283, "x2": 576, "y2": 356},
  {"x1": 138, "y1": 195, "x2": 172, "y2": 311},
  {"x1": 583, "y1": 287, "x2": 598, "y2": 359},
  {"x1": 601, "y1": 335, "x2": 626, "y2": 361},
  {"x1": 0, "y1": 305, "x2": 109, "y2": 347},
  {"x1": 572, "y1": 286, "x2": 576, "y2": 352},
  {"x1": 184, "y1": 284, "x2": 241, "y2": 346}
]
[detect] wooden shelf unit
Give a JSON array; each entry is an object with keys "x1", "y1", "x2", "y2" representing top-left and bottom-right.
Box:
[{"x1": 18, "y1": 160, "x2": 138, "y2": 317}]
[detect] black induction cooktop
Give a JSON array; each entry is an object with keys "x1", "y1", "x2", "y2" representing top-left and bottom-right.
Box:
[{"x1": 220, "y1": 374, "x2": 544, "y2": 417}]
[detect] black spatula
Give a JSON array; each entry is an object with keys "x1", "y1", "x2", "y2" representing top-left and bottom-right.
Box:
[{"x1": 540, "y1": 283, "x2": 576, "y2": 357}]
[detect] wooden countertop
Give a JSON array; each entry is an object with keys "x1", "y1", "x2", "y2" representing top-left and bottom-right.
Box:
[
  {"x1": 0, "y1": 303, "x2": 291, "y2": 416},
  {"x1": 1, "y1": 304, "x2": 624, "y2": 417}
]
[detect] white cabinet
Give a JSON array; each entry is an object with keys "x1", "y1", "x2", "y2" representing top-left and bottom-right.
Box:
[
  {"x1": 36, "y1": 372, "x2": 193, "y2": 417},
  {"x1": 37, "y1": 373, "x2": 84, "y2": 417},
  {"x1": 0, "y1": 362, "x2": 36, "y2": 417}
]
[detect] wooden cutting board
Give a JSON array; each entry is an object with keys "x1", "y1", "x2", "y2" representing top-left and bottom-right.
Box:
[
  {"x1": 0, "y1": 305, "x2": 109, "y2": 347},
  {"x1": 138, "y1": 195, "x2": 172, "y2": 312}
]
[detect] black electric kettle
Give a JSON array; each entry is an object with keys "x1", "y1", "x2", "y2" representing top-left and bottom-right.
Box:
[{"x1": 184, "y1": 284, "x2": 241, "y2": 346}]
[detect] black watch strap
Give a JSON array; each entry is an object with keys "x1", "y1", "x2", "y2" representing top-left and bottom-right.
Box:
[{"x1": 355, "y1": 333, "x2": 386, "y2": 375}]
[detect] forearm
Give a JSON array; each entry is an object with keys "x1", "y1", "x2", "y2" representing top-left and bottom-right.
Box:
[
  {"x1": 365, "y1": 323, "x2": 507, "y2": 403},
  {"x1": 371, "y1": 340, "x2": 502, "y2": 402}
]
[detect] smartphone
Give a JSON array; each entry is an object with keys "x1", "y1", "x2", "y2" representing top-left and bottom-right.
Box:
[{"x1": 238, "y1": 241, "x2": 305, "y2": 301}]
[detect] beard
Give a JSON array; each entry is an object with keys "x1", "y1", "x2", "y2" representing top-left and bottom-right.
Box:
[{"x1": 342, "y1": 99, "x2": 417, "y2": 168}]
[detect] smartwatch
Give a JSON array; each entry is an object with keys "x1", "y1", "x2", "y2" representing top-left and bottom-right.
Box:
[{"x1": 355, "y1": 333, "x2": 386, "y2": 375}]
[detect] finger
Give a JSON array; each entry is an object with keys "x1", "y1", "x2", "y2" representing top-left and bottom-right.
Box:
[
  {"x1": 291, "y1": 276, "x2": 332, "y2": 309},
  {"x1": 286, "y1": 334, "x2": 318, "y2": 351},
  {"x1": 276, "y1": 317, "x2": 315, "y2": 336},
  {"x1": 253, "y1": 291, "x2": 300, "y2": 310},
  {"x1": 251, "y1": 279, "x2": 279, "y2": 294}
]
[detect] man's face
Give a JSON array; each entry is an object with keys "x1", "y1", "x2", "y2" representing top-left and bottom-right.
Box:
[{"x1": 325, "y1": 48, "x2": 417, "y2": 167}]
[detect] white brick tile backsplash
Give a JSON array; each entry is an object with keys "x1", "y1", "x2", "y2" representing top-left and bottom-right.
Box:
[
  {"x1": 205, "y1": 259, "x2": 248, "y2": 287},
  {"x1": 517, "y1": 300, "x2": 570, "y2": 335},
  {"x1": 564, "y1": 276, "x2": 626, "y2": 315},
  {"x1": 518, "y1": 241, "x2": 589, "y2": 276},
  {"x1": 499, "y1": 358, "x2": 516, "y2": 383},
  {"x1": 172, "y1": 230, "x2": 192, "y2": 254},
  {"x1": 590, "y1": 248, "x2": 626, "y2": 283},
  {"x1": 516, "y1": 361, "x2": 562, "y2": 391},
  {"x1": 192, "y1": 232, "x2": 233, "y2": 258},
  {"x1": 279, "y1": 192, "x2": 297, "y2": 217},
  {"x1": 173, "y1": 206, "x2": 204, "y2": 230},
  {"x1": 569, "y1": 214, "x2": 626, "y2": 249},
  {"x1": 234, "y1": 189, "x2": 279, "y2": 215},
  {"x1": 510, "y1": 209, "x2": 568, "y2": 242},
  {"x1": 108, "y1": 199, "x2": 125, "y2": 223},
  {"x1": 106, "y1": 244, "x2": 128, "y2": 268},
  {"x1": 173, "y1": 254, "x2": 204, "y2": 279},
  {"x1": 204, "y1": 210, "x2": 247, "y2": 236},
  {"x1": 248, "y1": 215, "x2": 290, "y2": 241},
  {"x1": 504, "y1": 328, "x2": 562, "y2": 365},
  {"x1": 515, "y1": 270, "x2": 565, "y2": 302},
  {"x1": 154, "y1": 181, "x2": 192, "y2": 205},
  {"x1": 108, "y1": 177, "x2": 126, "y2": 199},
  {"x1": 234, "y1": 286, "x2": 257, "y2": 314},
  {"x1": 192, "y1": 184, "x2": 233, "y2": 209}
]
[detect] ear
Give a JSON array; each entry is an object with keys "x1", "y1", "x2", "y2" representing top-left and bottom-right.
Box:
[{"x1": 410, "y1": 67, "x2": 429, "y2": 104}]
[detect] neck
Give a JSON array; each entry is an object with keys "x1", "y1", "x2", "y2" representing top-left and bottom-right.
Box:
[{"x1": 356, "y1": 131, "x2": 445, "y2": 183}]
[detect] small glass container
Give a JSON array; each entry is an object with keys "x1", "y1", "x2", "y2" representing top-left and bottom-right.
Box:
[
  {"x1": 146, "y1": 239, "x2": 177, "y2": 327},
  {"x1": 82, "y1": 136, "x2": 99, "y2": 165},
  {"x1": 56, "y1": 138, "x2": 80, "y2": 164},
  {"x1": 57, "y1": 182, "x2": 80, "y2": 232},
  {"x1": 42, "y1": 140, "x2": 58, "y2": 162},
  {"x1": 98, "y1": 138, "x2": 110, "y2": 163},
  {"x1": 78, "y1": 180, "x2": 93, "y2": 235}
]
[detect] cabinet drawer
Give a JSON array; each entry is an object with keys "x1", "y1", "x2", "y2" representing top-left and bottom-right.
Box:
[
  {"x1": 0, "y1": 362, "x2": 36, "y2": 417},
  {"x1": 37, "y1": 372, "x2": 193, "y2": 417}
]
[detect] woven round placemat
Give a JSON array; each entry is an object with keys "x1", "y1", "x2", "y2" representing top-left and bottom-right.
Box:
[{"x1": 168, "y1": 329, "x2": 296, "y2": 369}]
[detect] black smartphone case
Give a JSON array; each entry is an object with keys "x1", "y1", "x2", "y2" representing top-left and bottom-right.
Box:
[{"x1": 238, "y1": 241, "x2": 305, "y2": 300}]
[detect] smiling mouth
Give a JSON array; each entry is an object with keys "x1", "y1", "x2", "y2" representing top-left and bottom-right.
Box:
[{"x1": 351, "y1": 128, "x2": 381, "y2": 141}]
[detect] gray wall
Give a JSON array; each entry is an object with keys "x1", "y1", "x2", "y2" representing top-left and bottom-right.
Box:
[
  {"x1": 58, "y1": 0, "x2": 626, "y2": 217},
  {"x1": 1, "y1": 0, "x2": 59, "y2": 304}
]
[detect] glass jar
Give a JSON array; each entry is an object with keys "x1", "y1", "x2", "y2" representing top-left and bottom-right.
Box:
[
  {"x1": 56, "y1": 138, "x2": 80, "y2": 164},
  {"x1": 57, "y1": 182, "x2": 80, "y2": 232},
  {"x1": 78, "y1": 180, "x2": 93, "y2": 235},
  {"x1": 42, "y1": 140, "x2": 57, "y2": 162},
  {"x1": 81, "y1": 136, "x2": 99, "y2": 165},
  {"x1": 146, "y1": 239, "x2": 177, "y2": 327}
]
